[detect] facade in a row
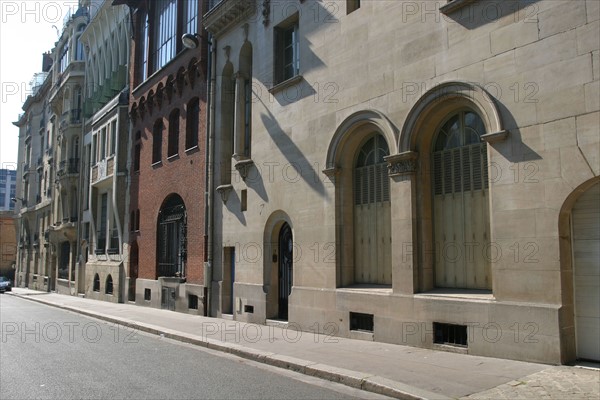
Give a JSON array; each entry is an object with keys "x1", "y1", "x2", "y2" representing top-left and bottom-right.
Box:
[{"x1": 13, "y1": 0, "x2": 599, "y2": 365}]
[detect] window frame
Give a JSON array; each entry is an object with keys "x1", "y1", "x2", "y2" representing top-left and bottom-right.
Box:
[
  {"x1": 168, "y1": 108, "x2": 180, "y2": 158},
  {"x1": 274, "y1": 14, "x2": 300, "y2": 85},
  {"x1": 152, "y1": 119, "x2": 164, "y2": 164},
  {"x1": 185, "y1": 98, "x2": 199, "y2": 150}
]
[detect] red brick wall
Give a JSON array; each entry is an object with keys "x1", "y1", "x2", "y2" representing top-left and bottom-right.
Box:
[{"x1": 128, "y1": 3, "x2": 208, "y2": 285}]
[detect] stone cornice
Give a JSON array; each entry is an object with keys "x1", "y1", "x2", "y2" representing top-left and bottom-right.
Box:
[{"x1": 204, "y1": 0, "x2": 257, "y2": 36}]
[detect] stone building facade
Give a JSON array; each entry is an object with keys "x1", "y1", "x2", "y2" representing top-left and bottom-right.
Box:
[
  {"x1": 13, "y1": 57, "x2": 55, "y2": 292},
  {"x1": 79, "y1": 0, "x2": 131, "y2": 303},
  {"x1": 126, "y1": 0, "x2": 209, "y2": 313},
  {"x1": 205, "y1": 0, "x2": 599, "y2": 364}
]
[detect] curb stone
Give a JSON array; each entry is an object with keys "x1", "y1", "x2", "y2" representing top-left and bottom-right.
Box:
[{"x1": 8, "y1": 292, "x2": 450, "y2": 400}]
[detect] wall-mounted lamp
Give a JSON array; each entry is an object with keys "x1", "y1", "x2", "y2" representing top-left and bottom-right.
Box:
[
  {"x1": 182, "y1": 33, "x2": 201, "y2": 49},
  {"x1": 11, "y1": 197, "x2": 26, "y2": 203}
]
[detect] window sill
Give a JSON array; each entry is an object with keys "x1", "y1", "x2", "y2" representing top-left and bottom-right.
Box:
[
  {"x1": 167, "y1": 154, "x2": 179, "y2": 162},
  {"x1": 151, "y1": 161, "x2": 162, "y2": 168},
  {"x1": 185, "y1": 145, "x2": 199, "y2": 154},
  {"x1": 337, "y1": 284, "x2": 392, "y2": 294},
  {"x1": 269, "y1": 75, "x2": 303, "y2": 95},
  {"x1": 439, "y1": 0, "x2": 477, "y2": 14},
  {"x1": 415, "y1": 288, "x2": 494, "y2": 301}
]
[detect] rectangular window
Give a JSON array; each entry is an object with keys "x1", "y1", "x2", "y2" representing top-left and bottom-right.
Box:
[
  {"x1": 110, "y1": 120, "x2": 117, "y2": 155},
  {"x1": 152, "y1": 121, "x2": 163, "y2": 164},
  {"x1": 134, "y1": 131, "x2": 141, "y2": 171},
  {"x1": 275, "y1": 16, "x2": 299, "y2": 84},
  {"x1": 184, "y1": 0, "x2": 198, "y2": 35},
  {"x1": 97, "y1": 193, "x2": 108, "y2": 254},
  {"x1": 100, "y1": 127, "x2": 106, "y2": 161},
  {"x1": 168, "y1": 109, "x2": 180, "y2": 158},
  {"x1": 152, "y1": 0, "x2": 178, "y2": 73},
  {"x1": 144, "y1": 288, "x2": 151, "y2": 301},
  {"x1": 140, "y1": 12, "x2": 149, "y2": 82},
  {"x1": 244, "y1": 80, "x2": 251, "y2": 156},
  {"x1": 186, "y1": 98, "x2": 199, "y2": 150}
]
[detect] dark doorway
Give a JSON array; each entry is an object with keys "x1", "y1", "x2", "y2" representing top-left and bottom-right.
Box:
[
  {"x1": 278, "y1": 222, "x2": 293, "y2": 320},
  {"x1": 156, "y1": 194, "x2": 187, "y2": 278},
  {"x1": 129, "y1": 242, "x2": 138, "y2": 302}
]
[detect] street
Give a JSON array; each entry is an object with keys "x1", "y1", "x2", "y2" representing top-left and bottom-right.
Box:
[{"x1": 0, "y1": 295, "x2": 386, "y2": 399}]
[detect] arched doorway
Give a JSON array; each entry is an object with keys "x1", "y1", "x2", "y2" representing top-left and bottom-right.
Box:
[
  {"x1": 156, "y1": 194, "x2": 187, "y2": 278},
  {"x1": 571, "y1": 181, "x2": 600, "y2": 361},
  {"x1": 278, "y1": 222, "x2": 293, "y2": 320}
]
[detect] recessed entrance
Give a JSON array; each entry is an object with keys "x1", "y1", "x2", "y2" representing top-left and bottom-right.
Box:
[
  {"x1": 572, "y1": 182, "x2": 600, "y2": 361},
  {"x1": 278, "y1": 222, "x2": 293, "y2": 320}
]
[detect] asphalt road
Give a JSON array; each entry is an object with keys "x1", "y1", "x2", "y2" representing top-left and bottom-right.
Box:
[{"x1": 0, "y1": 295, "x2": 387, "y2": 400}]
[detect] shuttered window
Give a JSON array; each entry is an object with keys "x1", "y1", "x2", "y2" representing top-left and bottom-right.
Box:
[
  {"x1": 353, "y1": 135, "x2": 391, "y2": 285},
  {"x1": 432, "y1": 111, "x2": 491, "y2": 289}
]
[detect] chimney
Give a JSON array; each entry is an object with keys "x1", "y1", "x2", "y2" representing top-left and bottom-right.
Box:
[{"x1": 42, "y1": 52, "x2": 53, "y2": 72}]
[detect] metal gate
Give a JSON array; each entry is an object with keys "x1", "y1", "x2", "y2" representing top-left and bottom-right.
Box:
[{"x1": 278, "y1": 223, "x2": 293, "y2": 320}]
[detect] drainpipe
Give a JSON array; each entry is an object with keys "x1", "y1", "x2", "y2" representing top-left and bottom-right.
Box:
[{"x1": 204, "y1": 33, "x2": 216, "y2": 317}]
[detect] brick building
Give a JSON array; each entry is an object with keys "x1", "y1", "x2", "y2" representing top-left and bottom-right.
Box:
[{"x1": 124, "y1": 0, "x2": 209, "y2": 313}]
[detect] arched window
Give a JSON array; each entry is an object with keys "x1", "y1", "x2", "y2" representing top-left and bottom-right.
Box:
[
  {"x1": 186, "y1": 98, "x2": 199, "y2": 150},
  {"x1": 353, "y1": 134, "x2": 391, "y2": 285},
  {"x1": 220, "y1": 62, "x2": 234, "y2": 184},
  {"x1": 93, "y1": 273, "x2": 100, "y2": 292},
  {"x1": 235, "y1": 41, "x2": 253, "y2": 158},
  {"x1": 432, "y1": 110, "x2": 490, "y2": 289},
  {"x1": 157, "y1": 194, "x2": 187, "y2": 278},
  {"x1": 168, "y1": 109, "x2": 180, "y2": 157},
  {"x1": 105, "y1": 275, "x2": 113, "y2": 294}
]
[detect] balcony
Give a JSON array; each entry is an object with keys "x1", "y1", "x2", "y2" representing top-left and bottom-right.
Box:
[
  {"x1": 57, "y1": 158, "x2": 80, "y2": 177},
  {"x1": 91, "y1": 156, "x2": 114, "y2": 184},
  {"x1": 59, "y1": 109, "x2": 82, "y2": 131}
]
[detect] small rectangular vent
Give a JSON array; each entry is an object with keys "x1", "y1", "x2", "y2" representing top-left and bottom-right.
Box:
[
  {"x1": 433, "y1": 322, "x2": 468, "y2": 347},
  {"x1": 188, "y1": 294, "x2": 199, "y2": 310},
  {"x1": 144, "y1": 288, "x2": 151, "y2": 301},
  {"x1": 244, "y1": 305, "x2": 254, "y2": 313},
  {"x1": 350, "y1": 312, "x2": 374, "y2": 332}
]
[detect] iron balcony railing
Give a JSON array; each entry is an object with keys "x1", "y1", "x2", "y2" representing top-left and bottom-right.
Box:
[{"x1": 58, "y1": 158, "x2": 80, "y2": 176}]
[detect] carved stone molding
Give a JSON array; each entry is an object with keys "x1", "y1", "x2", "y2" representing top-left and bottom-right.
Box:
[
  {"x1": 216, "y1": 184, "x2": 234, "y2": 204},
  {"x1": 235, "y1": 159, "x2": 254, "y2": 181},
  {"x1": 322, "y1": 167, "x2": 341, "y2": 185},
  {"x1": 385, "y1": 151, "x2": 418, "y2": 176},
  {"x1": 481, "y1": 130, "x2": 509, "y2": 144}
]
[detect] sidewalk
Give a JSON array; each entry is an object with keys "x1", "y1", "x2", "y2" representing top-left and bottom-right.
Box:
[{"x1": 4, "y1": 288, "x2": 599, "y2": 400}]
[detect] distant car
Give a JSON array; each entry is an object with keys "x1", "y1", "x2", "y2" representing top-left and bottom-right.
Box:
[{"x1": 0, "y1": 276, "x2": 12, "y2": 293}]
